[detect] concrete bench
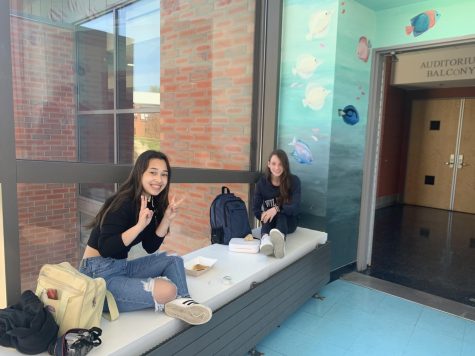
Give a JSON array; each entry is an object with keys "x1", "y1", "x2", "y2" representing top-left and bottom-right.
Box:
[
  {"x1": 96, "y1": 227, "x2": 329, "y2": 355},
  {"x1": 2, "y1": 228, "x2": 330, "y2": 355}
]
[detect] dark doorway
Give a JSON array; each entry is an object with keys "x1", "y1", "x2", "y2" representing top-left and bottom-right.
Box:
[{"x1": 365, "y1": 53, "x2": 475, "y2": 307}]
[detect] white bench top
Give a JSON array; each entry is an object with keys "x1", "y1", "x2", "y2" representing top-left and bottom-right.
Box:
[{"x1": 2, "y1": 228, "x2": 327, "y2": 356}]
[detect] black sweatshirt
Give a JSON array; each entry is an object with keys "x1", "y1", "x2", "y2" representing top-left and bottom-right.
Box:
[
  {"x1": 87, "y1": 198, "x2": 164, "y2": 259},
  {"x1": 252, "y1": 174, "x2": 301, "y2": 221}
]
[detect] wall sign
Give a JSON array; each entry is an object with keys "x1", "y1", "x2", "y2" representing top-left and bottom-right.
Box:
[{"x1": 391, "y1": 44, "x2": 475, "y2": 86}]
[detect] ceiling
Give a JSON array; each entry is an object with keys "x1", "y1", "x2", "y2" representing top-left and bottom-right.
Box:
[{"x1": 355, "y1": 0, "x2": 428, "y2": 11}]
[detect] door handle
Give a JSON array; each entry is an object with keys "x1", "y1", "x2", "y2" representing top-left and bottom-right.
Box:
[
  {"x1": 444, "y1": 154, "x2": 455, "y2": 168},
  {"x1": 457, "y1": 154, "x2": 469, "y2": 169}
]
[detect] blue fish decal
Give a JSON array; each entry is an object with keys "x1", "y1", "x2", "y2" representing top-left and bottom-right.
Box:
[
  {"x1": 405, "y1": 10, "x2": 440, "y2": 37},
  {"x1": 288, "y1": 137, "x2": 313, "y2": 164},
  {"x1": 338, "y1": 105, "x2": 359, "y2": 125}
]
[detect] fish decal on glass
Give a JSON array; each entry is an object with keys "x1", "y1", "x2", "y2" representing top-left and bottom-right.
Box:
[
  {"x1": 306, "y1": 10, "x2": 332, "y2": 40},
  {"x1": 405, "y1": 10, "x2": 440, "y2": 37},
  {"x1": 302, "y1": 83, "x2": 330, "y2": 111},
  {"x1": 292, "y1": 54, "x2": 322, "y2": 80},
  {"x1": 289, "y1": 137, "x2": 313, "y2": 164},
  {"x1": 338, "y1": 105, "x2": 359, "y2": 125},
  {"x1": 356, "y1": 36, "x2": 371, "y2": 62}
]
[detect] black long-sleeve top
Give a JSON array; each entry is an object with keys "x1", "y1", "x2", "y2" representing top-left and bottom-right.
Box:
[
  {"x1": 252, "y1": 174, "x2": 301, "y2": 221},
  {"x1": 86, "y1": 198, "x2": 164, "y2": 259}
]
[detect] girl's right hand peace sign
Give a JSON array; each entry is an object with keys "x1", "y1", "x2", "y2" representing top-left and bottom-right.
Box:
[{"x1": 137, "y1": 195, "x2": 154, "y2": 231}]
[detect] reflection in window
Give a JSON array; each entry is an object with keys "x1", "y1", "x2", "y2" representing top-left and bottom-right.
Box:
[
  {"x1": 11, "y1": 12, "x2": 76, "y2": 161},
  {"x1": 118, "y1": 0, "x2": 160, "y2": 109},
  {"x1": 77, "y1": 12, "x2": 114, "y2": 111},
  {"x1": 118, "y1": 112, "x2": 160, "y2": 163},
  {"x1": 17, "y1": 183, "x2": 80, "y2": 292},
  {"x1": 78, "y1": 114, "x2": 114, "y2": 163},
  {"x1": 79, "y1": 183, "x2": 115, "y2": 202},
  {"x1": 75, "y1": 0, "x2": 162, "y2": 236}
]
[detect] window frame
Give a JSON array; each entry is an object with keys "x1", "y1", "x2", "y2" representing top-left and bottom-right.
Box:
[{"x1": 1, "y1": 0, "x2": 282, "y2": 305}]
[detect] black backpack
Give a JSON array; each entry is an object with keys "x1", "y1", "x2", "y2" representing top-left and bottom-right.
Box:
[
  {"x1": 210, "y1": 186, "x2": 252, "y2": 245},
  {"x1": 0, "y1": 290, "x2": 58, "y2": 355}
]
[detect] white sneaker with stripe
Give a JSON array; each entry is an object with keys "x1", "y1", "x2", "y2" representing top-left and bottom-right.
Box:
[{"x1": 164, "y1": 298, "x2": 212, "y2": 325}]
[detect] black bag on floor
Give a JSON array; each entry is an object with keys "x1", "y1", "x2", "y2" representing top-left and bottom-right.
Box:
[
  {"x1": 210, "y1": 186, "x2": 252, "y2": 245},
  {"x1": 48, "y1": 327, "x2": 102, "y2": 356},
  {"x1": 0, "y1": 290, "x2": 58, "y2": 355}
]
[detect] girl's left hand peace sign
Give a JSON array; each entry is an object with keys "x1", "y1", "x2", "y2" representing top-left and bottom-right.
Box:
[{"x1": 164, "y1": 195, "x2": 185, "y2": 222}]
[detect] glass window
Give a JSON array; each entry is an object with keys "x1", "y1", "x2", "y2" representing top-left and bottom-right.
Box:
[
  {"x1": 79, "y1": 183, "x2": 115, "y2": 202},
  {"x1": 11, "y1": 0, "x2": 257, "y2": 295},
  {"x1": 78, "y1": 114, "x2": 115, "y2": 163},
  {"x1": 117, "y1": 0, "x2": 160, "y2": 109},
  {"x1": 17, "y1": 183, "x2": 81, "y2": 292},
  {"x1": 77, "y1": 13, "x2": 115, "y2": 111},
  {"x1": 13, "y1": 0, "x2": 255, "y2": 169},
  {"x1": 118, "y1": 112, "x2": 161, "y2": 163},
  {"x1": 11, "y1": 13, "x2": 76, "y2": 161}
]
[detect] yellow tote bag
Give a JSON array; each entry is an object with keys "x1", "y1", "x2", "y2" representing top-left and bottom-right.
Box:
[{"x1": 36, "y1": 262, "x2": 119, "y2": 336}]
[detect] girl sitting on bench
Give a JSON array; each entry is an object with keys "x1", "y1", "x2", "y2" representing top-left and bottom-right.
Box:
[
  {"x1": 80, "y1": 150, "x2": 212, "y2": 325},
  {"x1": 253, "y1": 149, "x2": 301, "y2": 258}
]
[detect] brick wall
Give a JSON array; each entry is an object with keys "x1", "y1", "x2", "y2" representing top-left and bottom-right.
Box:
[
  {"x1": 159, "y1": 0, "x2": 255, "y2": 253},
  {"x1": 17, "y1": 183, "x2": 79, "y2": 291},
  {"x1": 11, "y1": 17, "x2": 78, "y2": 291},
  {"x1": 11, "y1": 18, "x2": 76, "y2": 161}
]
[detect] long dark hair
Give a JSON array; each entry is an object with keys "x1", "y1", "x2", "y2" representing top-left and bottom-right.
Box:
[
  {"x1": 265, "y1": 149, "x2": 292, "y2": 204},
  {"x1": 87, "y1": 150, "x2": 171, "y2": 229}
]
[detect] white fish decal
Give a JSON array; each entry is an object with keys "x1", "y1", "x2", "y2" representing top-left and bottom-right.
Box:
[
  {"x1": 292, "y1": 54, "x2": 322, "y2": 80},
  {"x1": 306, "y1": 10, "x2": 332, "y2": 40},
  {"x1": 302, "y1": 83, "x2": 329, "y2": 111}
]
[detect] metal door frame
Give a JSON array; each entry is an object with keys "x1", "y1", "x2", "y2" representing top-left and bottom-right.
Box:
[{"x1": 357, "y1": 36, "x2": 475, "y2": 271}]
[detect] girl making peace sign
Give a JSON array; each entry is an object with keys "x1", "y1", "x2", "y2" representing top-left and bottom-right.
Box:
[{"x1": 80, "y1": 150, "x2": 212, "y2": 325}]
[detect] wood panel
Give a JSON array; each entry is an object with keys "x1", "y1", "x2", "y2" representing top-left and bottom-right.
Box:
[{"x1": 404, "y1": 99, "x2": 460, "y2": 209}]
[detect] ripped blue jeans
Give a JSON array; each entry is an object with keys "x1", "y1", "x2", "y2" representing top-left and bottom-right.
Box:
[{"x1": 79, "y1": 253, "x2": 190, "y2": 312}]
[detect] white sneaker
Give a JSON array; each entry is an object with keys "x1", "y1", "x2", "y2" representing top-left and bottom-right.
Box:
[
  {"x1": 164, "y1": 298, "x2": 212, "y2": 325},
  {"x1": 259, "y1": 234, "x2": 273, "y2": 256},
  {"x1": 270, "y1": 229, "x2": 285, "y2": 258}
]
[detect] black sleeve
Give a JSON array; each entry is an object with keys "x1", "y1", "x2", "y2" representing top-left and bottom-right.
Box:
[
  {"x1": 141, "y1": 222, "x2": 165, "y2": 253},
  {"x1": 96, "y1": 202, "x2": 133, "y2": 257},
  {"x1": 281, "y1": 175, "x2": 301, "y2": 216}
]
